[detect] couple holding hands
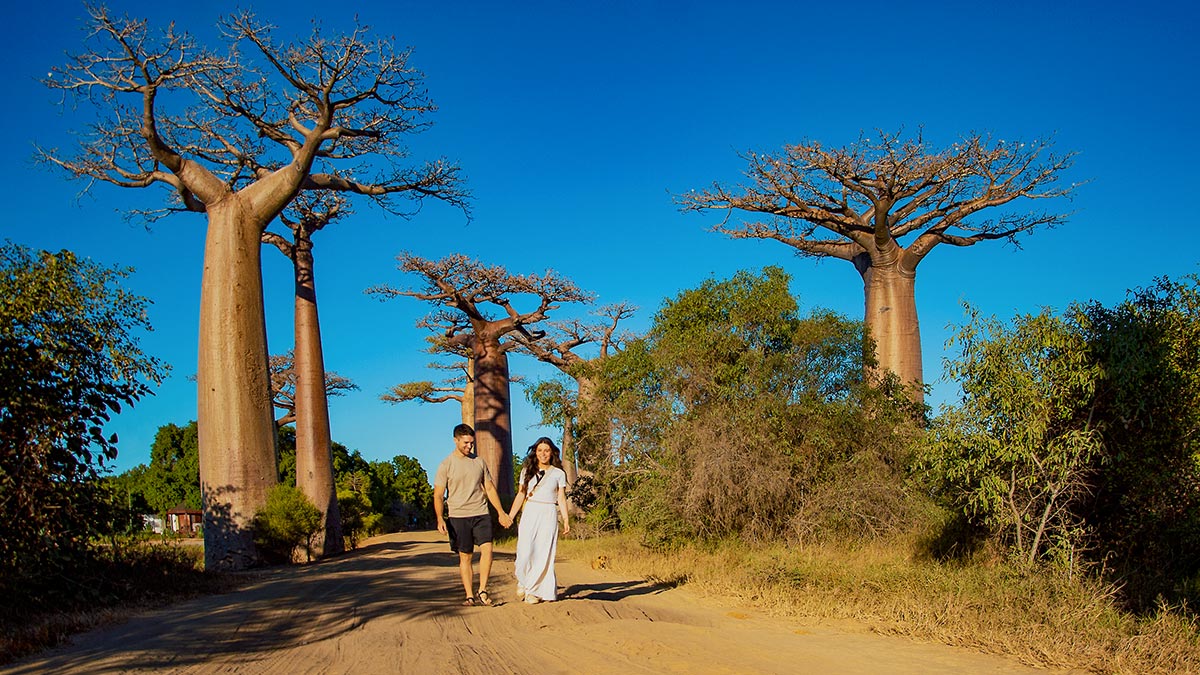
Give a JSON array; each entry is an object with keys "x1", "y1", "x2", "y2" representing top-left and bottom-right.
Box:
[{"x1": 433, "y1": 424, "x2": 571, "y2": 607}]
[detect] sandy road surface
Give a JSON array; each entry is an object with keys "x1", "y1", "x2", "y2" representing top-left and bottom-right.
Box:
[{"x1": 3, "y1": 531, "x2": 1074, "y2": 674}]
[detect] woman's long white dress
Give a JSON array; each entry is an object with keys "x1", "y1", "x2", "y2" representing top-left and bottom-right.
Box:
[{"x1": 514, "y1": 466, "x2": 567, "y2": 602}]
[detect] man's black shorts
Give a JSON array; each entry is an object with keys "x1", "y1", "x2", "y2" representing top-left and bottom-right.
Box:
[{"x1": 447, "y1": 514, "x2": 493, "y2": 554}]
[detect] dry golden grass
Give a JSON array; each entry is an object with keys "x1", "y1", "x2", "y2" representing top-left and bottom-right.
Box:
[{"x1": 559, "y1": 531, "x2": 1200, "y2": 675}]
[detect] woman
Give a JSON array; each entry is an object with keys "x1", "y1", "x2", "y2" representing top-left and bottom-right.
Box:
[{"x1": 507, "y1": 437, "x2": 571, "y2": 604}]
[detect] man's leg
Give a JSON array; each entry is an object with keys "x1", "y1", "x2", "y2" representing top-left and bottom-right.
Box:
[
  {"x1": 478, "y1": 541, "x2": 494, "y2": 593},
  {"x1": 458, "y1": 551, "x2": 474, "y2": 600}
]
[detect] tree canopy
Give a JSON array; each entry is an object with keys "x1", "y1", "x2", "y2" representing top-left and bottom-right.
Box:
[{"x1": 0, "y1": 241, "x2": 165, "y2": 586}]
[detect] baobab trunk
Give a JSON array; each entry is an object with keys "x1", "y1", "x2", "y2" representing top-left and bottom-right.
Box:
[
  {"x1": 197, "y1": 204, "x2": 278, "y2": 571},
  {"x1": 473, "y1": 343, "x2": 514, "y2": 504},
  {"x1": 461, "y1": 357, "x2": 475, "y2": 426},
  {"x1": 291, "y1": 240, "x2": 344, "y2": 557},
  {"x1": 575, "y1": 375, "x2": 612, "y2": 469},
  {"x1": 559, "y1": 415, "x2": 578, "y2": 484},
  {"x1": 860, "y1": 262, "x2": 923, "y2": 400}
]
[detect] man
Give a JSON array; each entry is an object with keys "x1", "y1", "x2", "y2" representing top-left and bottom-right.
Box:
[{"x1": 433, "y1": 423, "x2": 512, "y2": 606}]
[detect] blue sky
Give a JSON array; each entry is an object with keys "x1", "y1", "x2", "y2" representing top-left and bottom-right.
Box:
[{"x1": 3, "y1": 0, "x2": 1197, "y2": 479}]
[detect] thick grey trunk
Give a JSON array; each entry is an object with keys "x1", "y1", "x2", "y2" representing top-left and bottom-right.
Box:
[
  {"x1": 560, "y1": 414, "x2": 578, "y2": 484},
  {"x1": 474, "y1": 345, "x2": 514, "y2": 504},
  {"x1": 292, "y1": 245, "x2": 344, "y2": 557},
  {"x1": 197, "y1": 203, "x2": 278, "y2": 571},
  {"x1": 461, "y1": 357, "x2": 475, "y2": 425},
  {"x1": 859, "y1": 261, "x2": 924, "y2": 401}
]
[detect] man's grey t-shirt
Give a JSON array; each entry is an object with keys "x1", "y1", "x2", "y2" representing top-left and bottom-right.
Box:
[{"x1": 433, "y1": 451, "x2": 494, "y2": 518}]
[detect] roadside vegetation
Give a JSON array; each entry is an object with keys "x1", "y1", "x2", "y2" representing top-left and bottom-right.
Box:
[
  {"x1": 543, "y1": 268, "x2": 1200, "y2": 674},
  {"x1": 5, "y1": 248, "x2": 1199, "y2": 672}
]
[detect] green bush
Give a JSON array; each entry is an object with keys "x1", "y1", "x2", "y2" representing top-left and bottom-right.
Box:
[{"x1": 252, "y1": 484, "x2": 322, "y2": 564}]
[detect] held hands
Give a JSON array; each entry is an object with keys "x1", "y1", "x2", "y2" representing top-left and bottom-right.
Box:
[{"x1": 499, "y1": 512, "x2": 514, "y2": 528}]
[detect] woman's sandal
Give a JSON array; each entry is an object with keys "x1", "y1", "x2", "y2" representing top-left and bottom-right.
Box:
[{"x1": 476, "y1": 589, "x2": 494, "y2": 606}]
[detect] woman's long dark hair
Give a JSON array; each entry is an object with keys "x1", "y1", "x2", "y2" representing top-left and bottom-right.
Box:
[{"x1": 520, "y1": 437, "x2": 563, "y2": 496}]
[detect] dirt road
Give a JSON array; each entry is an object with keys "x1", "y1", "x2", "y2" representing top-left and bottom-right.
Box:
[{"x1": 3, "y1": 531, "x2": 1072, "y2": 674}]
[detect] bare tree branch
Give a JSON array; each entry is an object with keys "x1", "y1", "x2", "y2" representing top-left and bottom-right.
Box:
[
  {"x1": 678, "y1": 129, "x2": 1078, "y2": 274},
  {"x1": 39, "y1": 5, "x2": 471, "y2": 222},
  {"x1": 269, "y1": 351, "x2": 358, "y2": 427}
]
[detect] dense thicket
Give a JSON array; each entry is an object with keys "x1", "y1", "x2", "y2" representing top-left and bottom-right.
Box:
[
  {"x1": 927, "y1": 275, "x2": 1200, "y2": 610},
  {"x1": 0, "y1": 242, "x2": 165, "y2": 606},
  {"x1": 579, "y1": 267, "x2": 924, "y2": 547}
]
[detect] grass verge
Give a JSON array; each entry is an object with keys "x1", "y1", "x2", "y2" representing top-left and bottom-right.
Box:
[{"x1": 559, "y1": 530, "x2": 1200, "y2": 674}]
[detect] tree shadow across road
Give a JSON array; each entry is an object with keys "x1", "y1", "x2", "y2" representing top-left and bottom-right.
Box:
[{"x1": 2, "y1": 531, "x2": 504, "y2": 674}]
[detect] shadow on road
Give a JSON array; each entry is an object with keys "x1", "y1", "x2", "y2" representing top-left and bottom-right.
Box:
[
  {"x1": 3, "y1": 531, "x2": 504, "y2": 675},
  {"x1": 562, "y1": 579, "x2": 670, "y2": 602}
]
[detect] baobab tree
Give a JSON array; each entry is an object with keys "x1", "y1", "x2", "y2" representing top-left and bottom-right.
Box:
[
  {"x1": 269, "y1": 351, "x2": 358, "y2": 427},
  {"x1": 261, "y1": 194, "x2": 353, "y2": 556},
  {"x1": 369, "y1": 253, "x2": 592, "y2": 502},
  {"x1": 41, "y1": 7, "x2": 467, "y2": 569},
  {"x1": 382, "y1": 342, "x2": 476, "y2": 425},
  {"x1": 678, "y1": 130, "x2": 1076, "y2": 402},
  {"x1": 515, "y1": 303, "x2": 636, "y2": 481},
  {"x1": 382, "y1": 334, "x2": 532, "y2": 426}
]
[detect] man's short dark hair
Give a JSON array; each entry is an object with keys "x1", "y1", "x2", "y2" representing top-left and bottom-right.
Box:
[{"x1": 453, "y1": 423, "x2": 475, "y2": 438}]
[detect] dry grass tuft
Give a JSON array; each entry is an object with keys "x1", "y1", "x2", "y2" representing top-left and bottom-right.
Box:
[{"x1": 560, "y1": 533, "x2": 1200, "y2": 674}]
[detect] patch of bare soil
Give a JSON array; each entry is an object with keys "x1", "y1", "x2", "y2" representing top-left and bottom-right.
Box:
[{"x1": 1, "y1": 531, "x2": 1081, "y2": 674}]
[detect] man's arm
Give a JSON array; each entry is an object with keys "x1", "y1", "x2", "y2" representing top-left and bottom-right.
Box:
[{"x1": 434, "y1": 486, "x2": 447, "y2": 534}]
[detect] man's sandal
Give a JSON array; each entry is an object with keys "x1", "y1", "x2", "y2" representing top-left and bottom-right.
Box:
[
  {"x1": 461, "y1": 597, "x2": 476, "y2": 606},
  {"x1": 476, "y1": 590, "x2": 494, "y2": 606}
]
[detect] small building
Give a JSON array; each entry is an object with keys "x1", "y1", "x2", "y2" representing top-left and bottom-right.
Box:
[
  {"x1": 166, "y1": 504, "x2": 203, "y2": 535},
  {"x1": 142, "y1": 514, "x2": 165, "y2": 534}
]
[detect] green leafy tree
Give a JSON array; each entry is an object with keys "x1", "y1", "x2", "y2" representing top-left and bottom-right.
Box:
[
  {"x1": 926, "y1": 277, "x2": 1200, "y2": 608},
  {"x1": 926, "y1": 306, "x2": 1103, "y2": 567},
  {"x1": 336, "y1": 487, "x2": 377, "y2": 549},
  {"x1": 593, "y1": 267, "x2": 921, "y2": 545},
  {"x1": 276, "y1": 426, "x2": 298, "y2": 487},
  {"x1": 1080, "y1": 275, "x2": 1200, "y2": 607},
  {"x1": 104, "y1": 463, "x2": 153, "y2": 533},
  {"x1": 368, "y1": 455, "x2": 433, "y2": 530},
  {"x1": 143, "y1": 422, "x2": 202, "y2": 514},
  {"x1": 0, "y1": 242, "x2": 166, "y2": 587}
]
